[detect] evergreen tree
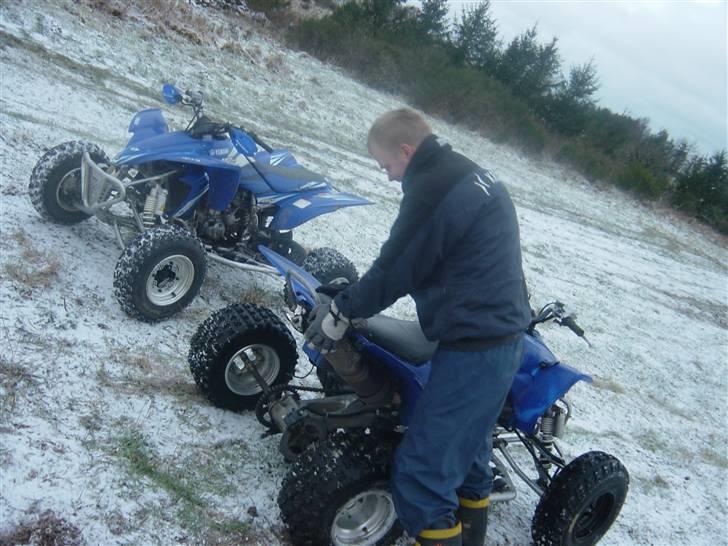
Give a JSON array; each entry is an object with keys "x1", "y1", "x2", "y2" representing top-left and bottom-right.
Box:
[
  {"x1": 454, "y1": 1, "x2": 500, "y2": 72},
  {"x1": 419, "y1": 0, "x2": 449, "y2": 41},
  {"x1": 673, "y1": 151, "x2": 728, "y2": 229},
  {"x1": 360, "y1": 0, "x2": 406, "y2": 33},
  {"x1": 497, "y1": 25, "x2": 561, "y2": 101},
  {"x1": 563, "y1": 59, "x2": 599, "y2": 104}
]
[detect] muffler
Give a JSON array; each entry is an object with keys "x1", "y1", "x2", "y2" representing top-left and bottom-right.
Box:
[{"x1": 326, "y1": 339, "x2": 396, "y2": 406}]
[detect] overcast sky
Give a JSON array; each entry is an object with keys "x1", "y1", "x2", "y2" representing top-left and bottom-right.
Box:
[{"x1": 443, "y1": 1, "x2": 727, "y2": 154}]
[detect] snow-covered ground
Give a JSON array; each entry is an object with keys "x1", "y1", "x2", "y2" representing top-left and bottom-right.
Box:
[{"x1": 1, "y1": 1, "x2": 726, "y2": 544}]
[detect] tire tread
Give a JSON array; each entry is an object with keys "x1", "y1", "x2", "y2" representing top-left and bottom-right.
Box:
[
  {"x1": 188, "y1": 303, "x2": 297, "y2": 410},
  {"x1": 113, "y1": 224, "x2": 207, "y2": 322}
]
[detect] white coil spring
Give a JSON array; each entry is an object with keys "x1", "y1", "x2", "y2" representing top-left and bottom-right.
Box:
[{"x1": 142, "y1": 185, "x2": 167, "y2": 227}]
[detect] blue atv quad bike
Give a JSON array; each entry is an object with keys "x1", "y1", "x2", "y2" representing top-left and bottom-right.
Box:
[
  {"x1": 28, "y1": 84, "x2": 366, "y2": 322},
  {"x1": 188, "y1": 247, "x2": 629, "y2": 546}
]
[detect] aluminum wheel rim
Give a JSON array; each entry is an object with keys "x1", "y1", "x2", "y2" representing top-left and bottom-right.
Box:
[
  {"x1": 56, "y1": 168, "x2": 83, "y2": 211},
  {"x1": 224, "y1": 344, "x2": 281, "y2": 396},
  {"x1": 332, "y1": 489, "x2": 396, "y2": 546},
  {"x1": 145, "y1": 255, "x2": 195, "y2": 306}
]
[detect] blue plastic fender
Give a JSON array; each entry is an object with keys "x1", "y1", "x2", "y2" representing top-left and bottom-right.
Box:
[
  {"x1": 257, "y1": 245, "x2": 321, "y2": 308},
  {"x1": 268, "y1": 190, "x2": 372, "y2": 231},
  {"x1": 126, "y1": 109, "x2": 169, "y2": 145},
  {"x1": 230, "y1": 127, "x2": 257, "y2": 156},
  {"x1": 506, "y1": 334, "x2": 591, "y2": 433}
]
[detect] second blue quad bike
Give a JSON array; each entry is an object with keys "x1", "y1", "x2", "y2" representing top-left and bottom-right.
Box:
[
  {"x1": 28, "y1": 84, "x2": 367, "y2": 321},
  {"x1": 188, "y1": 248, "x2": 629, "y2": 546}
]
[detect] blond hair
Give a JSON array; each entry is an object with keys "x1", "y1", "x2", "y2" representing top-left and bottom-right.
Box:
[{"x1": 367, "y1": 108, "x2": 432, "y2": 152}]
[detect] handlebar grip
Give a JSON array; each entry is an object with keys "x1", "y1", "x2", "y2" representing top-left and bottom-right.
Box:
[{"x1": 562, "y1": 316, "x2": 585, "y2": 337}]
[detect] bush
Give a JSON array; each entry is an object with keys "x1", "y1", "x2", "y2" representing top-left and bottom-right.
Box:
[
  {"x1": 556, "y1": 142, "x2": 611, "y2": 182},
  {"x1": 617, "y1": 161, "x2": 668, "y2": 200},
  {"x1": 671, "y1": 152, "x2": 728, "y2": 232}
]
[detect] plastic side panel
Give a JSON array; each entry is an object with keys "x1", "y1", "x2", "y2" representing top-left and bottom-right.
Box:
[
  {"x1": 269, "y1": 190, "x2": 372, "y2": 230},
  {"x1": 207, "y1": 167, "x2": 240, "y2": 211},
  {"x1": 168, "y1": 168, "x2": 208, "y2": 218},
  {"x1": 357, "y1": 339, "x2": 430, "y2": 426},
  {"x1": 238, "y1": 164, "x2": 273, "y2": 194},
  {"x1": 116, "y1": 131, "x2": 234, "y2": 167}
]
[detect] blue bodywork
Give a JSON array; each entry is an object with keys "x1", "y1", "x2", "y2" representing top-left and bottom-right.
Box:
[
  {"x1": 258, "y1": 246, "x2": 592, "y2": 434},
  {"x1": 114, "y1": 94, "x2": 370, "y2": 226}
]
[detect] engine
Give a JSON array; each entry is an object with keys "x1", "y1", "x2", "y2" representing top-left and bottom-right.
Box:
[{"x1": 197, "y1": 189, "x2": 255, "y2": 245}]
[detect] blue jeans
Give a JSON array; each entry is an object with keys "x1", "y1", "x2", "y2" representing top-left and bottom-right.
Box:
[{"x1": 391, "y1": 336, "x2": 523, "y2": 536}]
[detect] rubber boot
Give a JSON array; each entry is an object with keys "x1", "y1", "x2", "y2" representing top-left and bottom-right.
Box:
[
  {"x1": 456, "y1": 497, "x2": 489, "y2": 546},
  {"x1": 415, "y1": 522, "x2": 462, "y2": 546}
]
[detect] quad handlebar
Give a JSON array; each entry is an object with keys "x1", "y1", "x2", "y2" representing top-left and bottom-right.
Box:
[
  {"x1": 530, "y1": 301, "x2": 591, "y2": 346},
  {"x1": 163, "y1": 83, "x2": 273, "y2": 153}
]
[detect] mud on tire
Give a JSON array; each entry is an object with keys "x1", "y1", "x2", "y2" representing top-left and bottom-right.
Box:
[
  {"x1": 114, "y1": 224, "x2": 207, "y2": 322},
  {"x1": 278, "y1": 431, "x2": 402, "y2": 546},
  {"x1": 189, "y1": 303, "x2": 297, "y2": 410},
  {"x1": 531, "y1": 451, "x2": 629, "y2": 546},
  {"x1": 29, "y1": 141, "x2": 109, "y2": 224}
]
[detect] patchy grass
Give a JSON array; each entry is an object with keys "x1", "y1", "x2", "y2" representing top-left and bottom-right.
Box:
[
  {"x1": 110, "y1": 426, "x2": 271, "y2": 544},
  {"x1": 637, "y1": 429, "x2": 671, "y2": 454},
  {"x1": 700, "y1": 435, "x2": 728, "y2": 469},
  {"x1": 85, "y1": 0, "x2": 250, "y2": 52},
  {"x1": 644, "y1": 391, "x2": 695, "y2": 422},
  {"x1": 0, "y1": 510, "x2": 85, "y2": 546},
  {"x1": 238, "y1": 283, "x2": 276, "y2": 306},
  {"x1": 4, "y1": 229, "x2": 61, "y2": 288},
  {"x1": 637, "y1": 473, "x2": 671, "y2": 495},
  {"x1": 95, "y1": 340, "x2": 199, "y2": 400},
  {"x1": 116, "y1": 429, "x2": 204, "y2": 507},
  {"x1": 0, "y1": 356, "x2": 40, "y2": 417}
]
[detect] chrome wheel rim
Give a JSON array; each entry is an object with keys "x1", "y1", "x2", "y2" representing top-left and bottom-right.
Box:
[
  {"x1": 56, "y1": 168, "x2": 83, "y2": 211},
  {"x1": 332, "y1": 489, "x2": 397, "y2": 546},
  {"x1": 145, "y1": 255, "x2": 195, "y2": 306},
  {"x1": 224, "y1": 344, "x2": 281, "y2": 396}
]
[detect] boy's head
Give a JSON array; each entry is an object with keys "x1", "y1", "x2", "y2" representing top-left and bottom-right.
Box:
[{"x1": 367, "y1": 109, "x2": 432, "y2": 182}]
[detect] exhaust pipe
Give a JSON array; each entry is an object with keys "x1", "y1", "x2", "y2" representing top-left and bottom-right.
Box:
[{"x1": 325, "y1": 339, "x2": 396, "y2": 406}]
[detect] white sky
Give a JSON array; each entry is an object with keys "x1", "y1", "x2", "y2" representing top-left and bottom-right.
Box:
[{"x1": 443, "y1": 0, "x2": 728, "y2": 154}]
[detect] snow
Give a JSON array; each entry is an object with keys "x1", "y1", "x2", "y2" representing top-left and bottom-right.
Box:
[{"x1": 1, "y1": 0, "x2": 727, "y2": 544}]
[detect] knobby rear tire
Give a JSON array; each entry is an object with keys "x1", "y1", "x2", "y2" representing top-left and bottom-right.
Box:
[
  {"x1": 188, "y1": 303, "x2": 297, "y2": 410},
  {"x1": 278, "y1": 431, "x2": 402, "y2": 546},
  {"x1": 29, "y1": 141, "x2": 109, "y2": 224}
]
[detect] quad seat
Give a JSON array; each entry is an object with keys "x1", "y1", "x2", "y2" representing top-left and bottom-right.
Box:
[{"x1": 355, "y1": 315, "x2": 438, "y2": 364}]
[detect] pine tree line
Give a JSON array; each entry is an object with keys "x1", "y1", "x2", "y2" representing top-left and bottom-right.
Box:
[{"x1": 286, "y1": 0, "x2": 727, "y2": 233}]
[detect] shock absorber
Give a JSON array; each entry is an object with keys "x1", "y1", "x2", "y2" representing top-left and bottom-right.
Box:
[
  {"x1": 141, "y1": 184, "x2": 167, "y2": 228},
  {"x1": 538, "y1": 408, "x2": 557, "y2": 470},
  {"x1": 538, "y1": 403, "x2": 568, "y2": 469}
]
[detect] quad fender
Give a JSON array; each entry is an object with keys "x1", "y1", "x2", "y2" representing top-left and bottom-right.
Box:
[
  {"x1": 507, "y1": 334, "x2": 591, "y2": 433},
  {"x1": 257, "y1": 245, "x2": 320, "y2": 308},
  {"x1": 127, "y1": 108, "x2": 168, "y2": 145},
  {"x1": 116, "y1": 130, "x2": 234, "y2": 166},
  {"x1": 267, "y1": 190, "x2": 371, "y2": 231}
]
